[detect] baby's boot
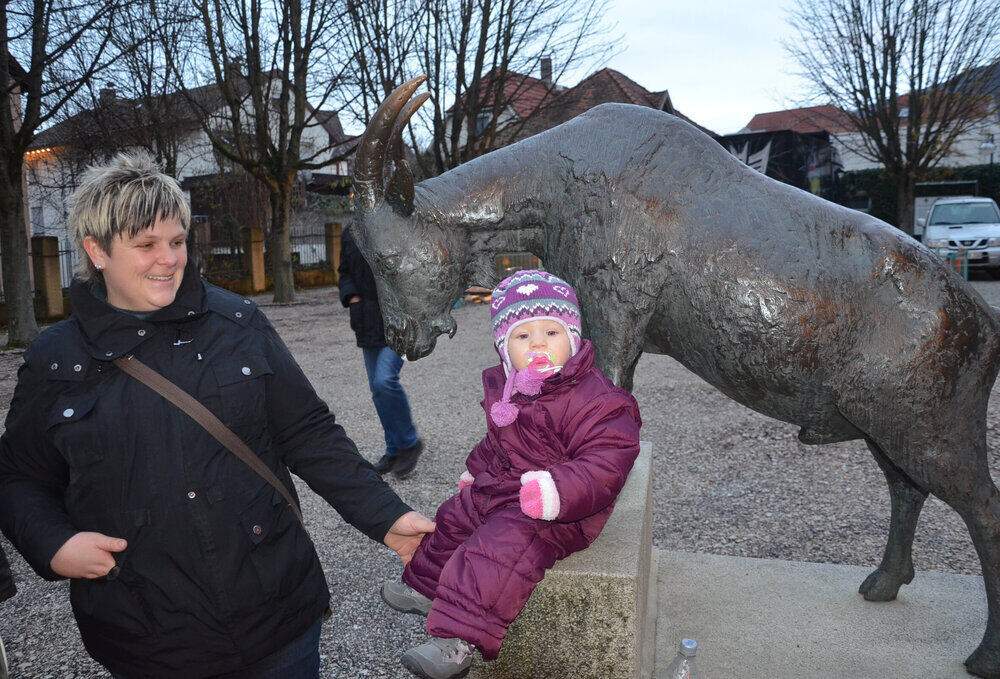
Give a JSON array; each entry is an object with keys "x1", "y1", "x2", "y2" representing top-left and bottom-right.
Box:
[
  {"x1": 380, "y1": 581, "x2": 433, "y2": 616},
  {"x1": 401, "y1": 636, "x2": 475, "y2": 679}
]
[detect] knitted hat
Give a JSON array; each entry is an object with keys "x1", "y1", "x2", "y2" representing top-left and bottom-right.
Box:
[{"x1": 489, "y1": 270, "x2": 582, "y2": 426}]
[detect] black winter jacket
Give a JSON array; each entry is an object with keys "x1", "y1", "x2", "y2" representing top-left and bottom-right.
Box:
[
  {"x1": 0, "y1": 260, "x2": 410, "y2": 677},
  {"x1": 0, "y1": 543, "x2": 14, "y2": 604},
  {"x1": 337, "y1": 225, "x2": 388, "y2": 348}
]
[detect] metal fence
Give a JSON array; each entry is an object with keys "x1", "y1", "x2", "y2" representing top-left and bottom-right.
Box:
[
  {"x1": 192, "y1": 238, "x2": 249, "y2": 280},
  {"x1": 288, "y1": 231, "x2": 330, "y2": 270}
]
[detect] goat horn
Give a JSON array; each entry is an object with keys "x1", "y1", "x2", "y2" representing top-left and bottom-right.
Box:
[
  {"x1": 388, "y1": 92, "x2": 431, "y2": 167},
  {"x1": 354, "y1": 75, "x2": 427, "y2": 213}
]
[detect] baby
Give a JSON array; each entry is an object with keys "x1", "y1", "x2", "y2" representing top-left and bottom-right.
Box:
[{"x1": 382, "y1": 270, "x2": 642, "y2": 679}]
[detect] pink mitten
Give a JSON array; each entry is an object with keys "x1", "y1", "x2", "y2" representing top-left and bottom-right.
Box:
[
  {"x1": 458, "y1": 471, "x2": 475, "y2": 490},
  {"x1": 519, "y1": 470, "x2": 560, "y2": 520}
]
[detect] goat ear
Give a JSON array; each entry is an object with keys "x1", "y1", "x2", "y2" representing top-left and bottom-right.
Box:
[{"x1": 385, "y1": 160, "x2": 415, "y2": 217}]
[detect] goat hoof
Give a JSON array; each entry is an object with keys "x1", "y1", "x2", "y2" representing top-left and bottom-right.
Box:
[
  {"x1": 966, "y1": 643, "x2": 1000, "y2": 679},
  {"x1": 858, "y1": 567, "x2": 910, "y2": 601}
]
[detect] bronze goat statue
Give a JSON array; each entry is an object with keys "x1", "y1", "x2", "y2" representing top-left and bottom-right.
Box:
[{"x1": 351, "y1": 77, "x2": 1000, "y2": 677}]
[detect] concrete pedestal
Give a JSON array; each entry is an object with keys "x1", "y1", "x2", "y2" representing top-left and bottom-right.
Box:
[{"x1": 471, "y1": 442, "x2": 656, "y2": 679}]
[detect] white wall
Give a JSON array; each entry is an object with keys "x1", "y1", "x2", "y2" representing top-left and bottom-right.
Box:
[{"x1": 834, "y1": 114, "x2": 1000, "y2": 172}]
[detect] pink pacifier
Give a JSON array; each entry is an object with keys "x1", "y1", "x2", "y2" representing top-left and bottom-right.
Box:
[
  {"x1": 526, "y1": 351, "x2": 555, "y2": 371},
  {"x1": 515, "y1": 351, "x2": 556, "y2": 396}
]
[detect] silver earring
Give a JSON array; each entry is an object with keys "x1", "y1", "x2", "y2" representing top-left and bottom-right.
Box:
[{"x1": 95, "y1": 264, "x2": 103, "y2": 270}]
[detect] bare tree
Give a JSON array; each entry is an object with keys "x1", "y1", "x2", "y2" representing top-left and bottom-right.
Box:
[
  {"x1": 1, "y1": 0, "x2": 134, "y2": 346},
  {"x1": 24, "y1": 0, "x2": 200, "y2": 225},
  {"x1": 92, "y1": 0, "x2": 200, "y2": 177},
  {"x1": 175, "y1": 0, "x2": 354, "y2": 302},
  {"x1": 345, "y1": 0, "x2": 617, "y2": 176},
  {"x1": 786, "y1": 0, "x2": 1000, "y2": 233}
]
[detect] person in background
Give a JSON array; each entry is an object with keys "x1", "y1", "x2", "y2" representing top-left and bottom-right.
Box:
[
  {"x1": 338, "y1": 224, "x2": 423, "y2": 478},
  {"x1": 0, "y1": 153, "x2": 434, "y2": 679}
]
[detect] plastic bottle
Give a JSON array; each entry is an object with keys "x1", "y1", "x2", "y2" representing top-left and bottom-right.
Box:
[{"x1": 660, "y1": 638, "x2": 701, "y2": 679}]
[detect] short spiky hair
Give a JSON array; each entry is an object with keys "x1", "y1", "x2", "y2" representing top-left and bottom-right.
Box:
[{"x1": 69, "y1": 152, "x2": 191, "y2": 283}]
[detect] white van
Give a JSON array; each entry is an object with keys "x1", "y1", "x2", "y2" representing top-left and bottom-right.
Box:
[{"x1": 920, "y1": 197, "x2": 1000, "y2": 277}]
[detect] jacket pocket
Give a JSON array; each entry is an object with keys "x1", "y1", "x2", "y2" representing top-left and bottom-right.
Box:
[
  {"x1": 238, "y1": 489, "x2": 314, "y2": 601},
  {"x1": 71, "y1": 565, "x2": 155, "y2": 640},
  {"x1": 46, "y1": 392, "x2": 102, "y2": 467},
  {"x1": 348, "y1": 300, "x2": 363, "y2": 332},
  {"x1": 210, "y1": 354, "x2": 273, "y2": 432}
]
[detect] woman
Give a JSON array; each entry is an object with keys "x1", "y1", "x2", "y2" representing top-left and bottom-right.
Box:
[{"x1": 0, "y1": 153, "x2": 434, "y2": 678}]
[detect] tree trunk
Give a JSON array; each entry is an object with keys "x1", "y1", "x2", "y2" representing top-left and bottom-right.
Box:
[
  {"x1": 0, "y1": 162, "x2": 40, "y2": 347},
  {"x1": 269, "y1": 185, "x2": 295, "y2": 303},
  {"x1": 894, "y1": 173, "x2": 916, "y2": 236}
]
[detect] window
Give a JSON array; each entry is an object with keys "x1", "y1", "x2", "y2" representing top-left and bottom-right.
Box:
[
  {"x1": 474, "y1": 113, "x2": 492, "y2": 137},
  {"x1": 929, "y1": 203, "x2": 1000, "y2": 226}
]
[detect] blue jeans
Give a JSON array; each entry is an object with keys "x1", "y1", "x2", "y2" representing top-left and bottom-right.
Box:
[
  {"x1": 110, "y1": 619, "x2": 322, "y2": 679},
  {"x1": 362, "y1": 346, "x2": 419, "y2": 457}
]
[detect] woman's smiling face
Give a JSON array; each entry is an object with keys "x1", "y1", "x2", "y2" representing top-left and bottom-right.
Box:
[{"x1": 84, "y1": 216, "x2": 188, "y2": 311}]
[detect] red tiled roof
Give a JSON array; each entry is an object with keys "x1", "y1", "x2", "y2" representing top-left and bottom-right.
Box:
[
  {"x1": 744, "y1": 105, "x2": 853, "y2": 134},
  {"x1": 744, "y1": 94, "x2": 994, "y2": 135},
  {"x1": 518, "y1": 68, "x2": 715, "y2": 137},
  {"x1": 458, "y1": 68, "x2": 556, "y2": 120}
]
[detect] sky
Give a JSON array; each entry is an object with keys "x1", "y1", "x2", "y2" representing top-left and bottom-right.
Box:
[{"x1": 578, "y1": 0, "x2": 812, "y2": 135}]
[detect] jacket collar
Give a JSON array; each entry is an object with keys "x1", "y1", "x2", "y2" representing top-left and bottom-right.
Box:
[
  {"x1": 69, "y1": 258, "x2": 206, "y2": 361},
  {"x1": 483, "y1": 339, "x2": 596, "y2": 402},
  {"x1": 536, "y1": 339, "x2": 595, "y2": 394}
]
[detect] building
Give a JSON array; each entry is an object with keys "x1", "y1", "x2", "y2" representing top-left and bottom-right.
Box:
[
  {"x1": 24, "y1": 74, "x2": 357, "y2": 285},
  {"x1": 445, "y1": 61, "x2": 714, "y2": 154}
]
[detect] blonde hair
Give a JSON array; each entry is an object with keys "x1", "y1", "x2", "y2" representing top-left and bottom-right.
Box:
[{"x1": 69, "y1": 152, "x2": 191, "y2": 283}]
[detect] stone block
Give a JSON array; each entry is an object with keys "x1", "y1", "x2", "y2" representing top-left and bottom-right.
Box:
[{"x1": 471, "y1": 441, "x2": 655, "y2": 679}]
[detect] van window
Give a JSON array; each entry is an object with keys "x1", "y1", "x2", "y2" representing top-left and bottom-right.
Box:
[{"x1": 928, "y1": 202, "x2": 1000, "y2": 225}]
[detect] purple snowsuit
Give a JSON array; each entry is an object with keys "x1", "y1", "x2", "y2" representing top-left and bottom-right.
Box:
[{"x1": 403, "y1": 340, "x2": 641, "y2": 658}]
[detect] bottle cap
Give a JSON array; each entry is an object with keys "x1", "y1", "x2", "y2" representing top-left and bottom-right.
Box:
[{"x1": 679, "y1": 638, "x2": 697, "y2": 657}]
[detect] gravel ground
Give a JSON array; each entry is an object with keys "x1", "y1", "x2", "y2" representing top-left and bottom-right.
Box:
[{"x1": 3, "y1": 275, "x2": 1000, "y2": 677}]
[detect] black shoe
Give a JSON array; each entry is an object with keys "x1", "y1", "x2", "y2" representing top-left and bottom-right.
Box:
[
  {"x1": 392, "y1": 440, "x2": 424, "y2": 479},
  {"x1": 372, "y1": 454, "x2": 397, "y2": 474}
]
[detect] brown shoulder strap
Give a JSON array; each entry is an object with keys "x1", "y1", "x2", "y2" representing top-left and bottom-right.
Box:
[{"x1": 113, "y1": 355, "x2": 305, "y2": 529}]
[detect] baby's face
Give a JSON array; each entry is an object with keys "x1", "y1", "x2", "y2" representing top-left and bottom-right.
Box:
[{"x1": 508, "y1": 319, "x2": 572, "y2": 372}]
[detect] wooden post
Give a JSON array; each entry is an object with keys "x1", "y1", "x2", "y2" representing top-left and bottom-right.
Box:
[
  {"x1": 30, "y1": 235, "x2": 63, "y2": 318},
  {"x1": 325, "y1": 221, "x2": 343, "y2": 284},
  {"x1": 242, "y1": 227, "x2": 266, "y2": 292}
]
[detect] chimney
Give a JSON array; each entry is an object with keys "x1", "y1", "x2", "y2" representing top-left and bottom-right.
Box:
[
  {"x1": 540, "y1": 57, "x2": 552, "y2": 87},
  {"x1": 99, "y1": 83, "x2": 116, "y2": 107},
  {"x1": 224, "y1": 59, "x2": 244, "y2": 83}
]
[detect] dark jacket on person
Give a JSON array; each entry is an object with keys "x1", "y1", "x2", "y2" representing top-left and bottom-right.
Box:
[
  {"x1": 0, "y1": 259, "x2": 411, "y2": 678},
  {"x1": 0, "y1": 543, "x2": 15, "y2": 604},
  {"x1": 337, "y1": 225, "x2": 387, "y2": 348}
]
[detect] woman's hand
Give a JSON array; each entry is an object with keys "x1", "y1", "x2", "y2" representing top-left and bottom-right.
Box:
[
  {"x1": 383, "y1": 511, "x2": 435, "y2": 566},
  {"x1": 50, "y1": 532, "x2": 127, "y2": 579},
  {"x1": 348, "y1": 295, "x2": 362, "y2": 304}
]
